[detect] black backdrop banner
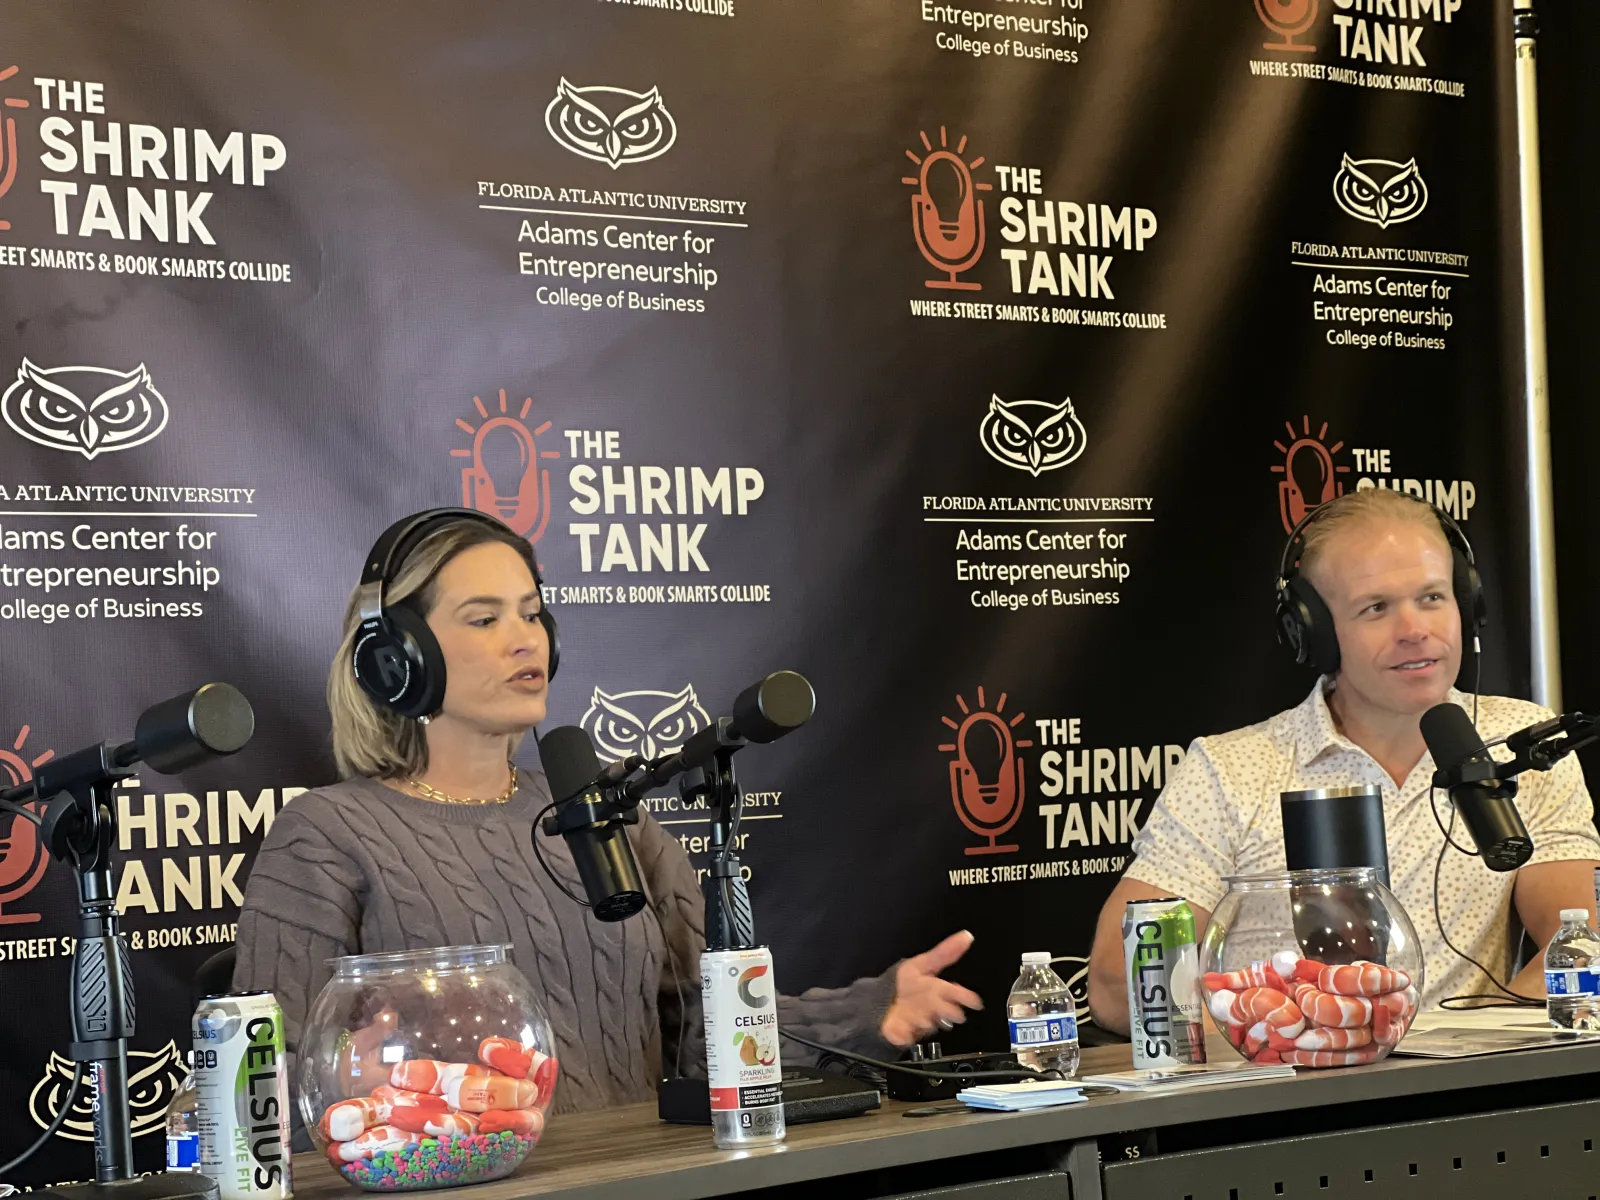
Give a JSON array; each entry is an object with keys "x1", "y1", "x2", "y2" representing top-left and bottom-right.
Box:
[{"x1": 0, "y1": 0, "x2": 1527, "y2": 1183}]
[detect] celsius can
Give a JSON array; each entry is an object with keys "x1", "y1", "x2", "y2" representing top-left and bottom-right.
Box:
[
  {"x1": 192, "y1": 991, "x2": 292, "y2": 1200},
  {"x1": 701, "y1": 946, "x2": 785, "y2": 1149},
  {"x1": 1123, "y1": 898, "x2": 1207, "y2": 1069}
]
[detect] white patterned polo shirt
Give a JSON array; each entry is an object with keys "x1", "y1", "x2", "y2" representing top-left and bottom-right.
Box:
[{"x1": 1126, "y1": 680, "x2": 1600, "y2": 1010}]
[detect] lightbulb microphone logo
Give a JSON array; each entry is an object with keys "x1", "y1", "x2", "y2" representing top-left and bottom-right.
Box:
[
  {"x1": 939, "y1": 687, "x2": 1030, "y2": 856},
  {"x1": 31, "y1": 1041, "x2": 187, "y2": 1140},
  {"x1": 0, "y1": 65, "x2": 30, "y2": 231},
  {"x1": 0, "y1": 722, "x2": 54, "y2": 925},
  {"x1": 451, "y1": 388, "x2": 562, "y2": 544},
  {"x1": 902, "y1": 126, "x2": 992, "y2": 291},
  {"x1": 1256, "y1": 0, "x2": 1318, "y2": 53},
  {"x1": 1271, "y1": 416, "x2": 1350, "y2": 533}
]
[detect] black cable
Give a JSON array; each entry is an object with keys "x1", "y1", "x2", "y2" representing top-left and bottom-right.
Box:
[
  {"x1": 1430, "y1": 792, "x2": 1541, "y2": 1008},
  {"x1": 778, "y1": 1030, "x2": 1065, "y2": 1084},
  {"x1": 0, "y1": 1062, "x2": 84, "y2": 1178},
  {"x1": 529, "y1": 801, "x2": 593, "y2": 911}
]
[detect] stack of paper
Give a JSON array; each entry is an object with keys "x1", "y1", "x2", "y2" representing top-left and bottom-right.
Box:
[
  {"x1": 956, "y1": 1079, "x2": 1087, "y2": 1111},
  {"x1": 1081, "y1": 1062, "x2": 1295, "y2": 1091}
]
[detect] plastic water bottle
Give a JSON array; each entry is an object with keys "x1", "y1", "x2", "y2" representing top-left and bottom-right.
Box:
[
  {"x1": 164, "y1": 1052, "x2": 200, "y2": 1172},
  {"x1": 1007, "y1": 951, "x2": 1080, "y2": 1077},
  {"x1": 1544, "y1": 908, "x2": 1600, "y2": 1031}
]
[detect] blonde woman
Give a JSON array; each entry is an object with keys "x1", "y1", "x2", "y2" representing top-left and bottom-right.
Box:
[{"x1": 234, "y1": 509, "x2": 981, "y2": 1121}]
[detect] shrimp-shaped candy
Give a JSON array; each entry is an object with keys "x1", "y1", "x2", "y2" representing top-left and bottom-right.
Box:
[
  {"x1": 1292, "y1": 982, "x2": 1372, "y2": 1029},
  {"x1": 1294, "y1": 1025, "x2": 1372, "y2": 1051},
  {"x1": 479, "y1": 1108, "x2": 546, "y2": 1138},
  {"x1": 389, "y1": 1059, "x2": 492, "y2": 1095},
  {"x1": 1281, "y1": 1047, "x2": 1382, "y2": 1068},
  {"x1": 1207, "y1": 988, "x2": 1239, "y2": 1024},
  {"x1": 1252, "y1": 1048, "x2": 1284, "y2": 1064},
  {"x1": 531, "y1": 1052, "x2": 559, "y2": 1107},
  {"x1": 320, "y1": 1098, "x2": 384, "y2": 1142},
  {"x1": 1304, "y1": 960, "x2": 1411, "y2": 997},
  {"x1": 479, "y1": 1037, "x2": 532, "y2": 1079},
  {"x1": 388, "y1": 1107, "x2": 481, "y2": 1138},
  {"x1": 327, "y1": 1125, "x2": 412, "y2": 1164},
  {"x1": 1227, "y1": 987, "x2": 1305, "y2": 1038},
  {"x1": 1203, "y1": 961, "x2": 1288, "y2": 994},
  {"x1": 368, "y1": 1085, "x2": 447, "y2": 1111},
  {"x1": 445, "y1": 1073, "x2": 540, "y2": 1113}
]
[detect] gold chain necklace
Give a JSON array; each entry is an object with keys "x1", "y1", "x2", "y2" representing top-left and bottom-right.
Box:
[{"x1": 401, "y1": 763, "x2": 518, "y2": 806}]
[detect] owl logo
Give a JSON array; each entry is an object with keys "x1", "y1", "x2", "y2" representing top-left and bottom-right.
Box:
[
  {"x1": 580, "y1": 685, "x2": 709, "y2": 763},
  {"x1": 1, "y1": 360, "x2": 170, "y2": 460},
  {"x1": 1333, "y1": 155, "x2": 1429, "y2": 229},
  {"x1": 30, "y1": 1040, "x2": 187, "y2": 1141},
  {"x1": 1052, "y1": 956, "x2": 1093, "y2": 1024},
  {"x1": 544, "y1": 79, "x2": 677, "y2": 170},
  {"x1": 978, "y1": 395, "x2": 1088, "y2": 477}
]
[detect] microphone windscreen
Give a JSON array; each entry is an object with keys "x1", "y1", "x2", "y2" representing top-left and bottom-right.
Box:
[
  {"x1": 1419, "y1": 702, "x2": 1484, "y2": 771},
  {"x1": 730, "y1": 671, "x2": 815, "y2": 744},
  {"x1": 134, "y1": 683, "x2": 255, "y2": 774},
  {"x1": 538, "y1": 725, "x2": 603, "y2": 804}
]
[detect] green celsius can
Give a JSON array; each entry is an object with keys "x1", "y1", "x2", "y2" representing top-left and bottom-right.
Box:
[
  {"x1": 1122, "y1": 898, "x2": 1206, "y2": 1069},
  {"x1": 192, "y1": 991, "x2": 292, "y2": 1200}
]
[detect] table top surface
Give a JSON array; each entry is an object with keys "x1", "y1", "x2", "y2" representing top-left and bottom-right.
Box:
[{"x1": 289, "y1": 1033, "x2": 1600, "y2": 1200}]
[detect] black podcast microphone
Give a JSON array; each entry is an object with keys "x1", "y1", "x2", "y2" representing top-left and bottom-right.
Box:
[
  {"x1": 1420, "y1": 702, "x2": 1535, "y2": 872},
  {"x1": 536, "y1": 726, "x2": 647, "y2": 922}
]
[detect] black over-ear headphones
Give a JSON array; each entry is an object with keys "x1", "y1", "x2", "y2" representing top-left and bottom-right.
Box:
[
  {"x1": 351, "y1": 507, "x2": 560, "y2": 720},
  {"x1": 1274, "y1": 495, "x2": 1486, "y2": 676}
]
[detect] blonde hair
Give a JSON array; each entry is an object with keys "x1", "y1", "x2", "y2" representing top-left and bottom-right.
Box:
[
  {"x1": 327, "y1": 519, "x2": 535, "y2": 780},
  {"x1": 1298, "y1": 488, "x2": 1451, "y2": 585}
]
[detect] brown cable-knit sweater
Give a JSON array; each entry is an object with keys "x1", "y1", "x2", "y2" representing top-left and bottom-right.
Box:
[{"x1": 232, "y1": 773, "x2": 898, "y2": 1114}]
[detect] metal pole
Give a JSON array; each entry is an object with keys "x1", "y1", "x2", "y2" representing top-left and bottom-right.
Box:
[{"x1": 1513, "y1": 0, "x2": 1562, "y2": 710}]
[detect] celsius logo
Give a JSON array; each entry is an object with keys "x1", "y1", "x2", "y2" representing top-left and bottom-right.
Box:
[
  {"x1": 0, "y1": 722, "x2": 54, "y2": 924},
  {"x1": 903, "y1": 126, "x2": 991, "y2": 291},
  {"x1": 980, "y1": 395, "x2": 1087, "y2": 477},
  {"x1": 1272, "y1": 416, "x2": 1350, "y2": 533},
  {"x1": 1257, "y1": 0, "x2": 1318, "y2": 53},
  {"x1": 736, "y1": 964, "x2": 772, "y2": 1009},
  {"x1": 581, "y1": 685, "x2": 709, "y2": 762},
  {"x1": 0, "y1": 65, "x2": 31, "y2": 230},
  {"x1": 452, "y1": 388, "x2": 562, "y2": 544},
  {"x1": 940, "y1": 687, "x2": 1031, "y2": 856},
  {"x1": 2, "y1": 360, "x2": 170, "y2": 460},
  {"x1": 1334, "y1": 155, "x2": 1428, "y2": 229},
  {"x1": 545, "y1": 80, "x2": 677, "y2": 169},
  {"x1": 31, "y1": 1042, "x2": 186, "y2": 1140}
]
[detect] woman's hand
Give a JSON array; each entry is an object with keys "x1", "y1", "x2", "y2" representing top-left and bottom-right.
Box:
[{"x1": 880, "y1": 930, "x2": 984, "y2": 1048}]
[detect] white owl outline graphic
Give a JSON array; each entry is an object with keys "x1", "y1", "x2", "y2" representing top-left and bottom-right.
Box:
[
  {"x1": 544, "y1": 79, "x2": 677, "y2": 170},
  {"x1": 1332, "y1": 154, "x2": 1429, "y2": 230},
  {"x1": 30, "y1": 1039, "x2": 187, "y2": 1140},
  {"x1": 579, "y1": 684, "x2": 710, "y2": 763},
  {"x1": 978, "y1": 395, "x2": 1088, "y2": 477},
  {"x1": 1, "y1": 359, "x2": 170, "y2": 460}
]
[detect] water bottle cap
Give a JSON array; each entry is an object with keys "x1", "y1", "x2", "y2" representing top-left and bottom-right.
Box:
[
  {"x1": 1561, "y1": 908, "x2": 1590, "y2": 923},
  {"x1": 1021, "y1": 951, "x2": 1052, "y2": 965}
]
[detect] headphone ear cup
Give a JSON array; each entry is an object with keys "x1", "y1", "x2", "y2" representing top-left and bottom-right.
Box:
[
  {"x1": 1275, "y1": 586, "x2": 1310, "y2": 666},
  {"x1": 539, "y1": 609, "x2": 560, "y2": 680},
  {"x1": 1287, "y1": 574, "x2": 1340, "y2": 676},
  {"x1": 351, "y1": 605, "x2": 446, "y2": 720},
  {"x1": 1452, "y1": 546, "x2": 1487, "y2": 633}
]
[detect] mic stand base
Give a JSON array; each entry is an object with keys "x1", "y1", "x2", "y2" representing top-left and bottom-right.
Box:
[{"x1": 38, "y1": 1175, "x2": 220, "y2": 1200}]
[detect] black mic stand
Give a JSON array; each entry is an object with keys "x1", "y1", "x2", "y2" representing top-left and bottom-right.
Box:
[
  {"x1": 4, "y1": 743, "x2": 218, "y2": 1200},
  {"x1": 679, "y1": 721, "x2": 753, "y2": 952}
]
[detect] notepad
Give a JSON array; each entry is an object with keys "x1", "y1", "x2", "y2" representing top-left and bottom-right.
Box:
[
  {"x1": 1080, "y1": 1062, "x2": 1296, "y2": 1091},
  {"x1": 956, "y1": 1079, "x2": 1087, "y2": 1111}
]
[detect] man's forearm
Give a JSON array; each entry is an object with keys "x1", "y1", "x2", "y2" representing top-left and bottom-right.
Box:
[{"x1": 1509, "y1": 955, "x2": 1548, "y2": 1000}]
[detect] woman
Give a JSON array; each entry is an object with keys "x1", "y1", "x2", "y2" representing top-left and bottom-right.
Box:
[{"x1": 233, "y1": 509, "x2": 981, "y2": 1116}]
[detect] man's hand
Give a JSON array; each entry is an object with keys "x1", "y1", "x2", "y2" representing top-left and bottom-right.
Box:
[
  {"x1": 881, "y1": 930, "x2": 985, "y2": 1047},
  {"x1": 1510, "y1": 858, "x2": 1600, "y2": 997}
]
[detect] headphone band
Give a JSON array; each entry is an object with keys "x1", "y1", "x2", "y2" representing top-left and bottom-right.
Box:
[
  {"x1": 359, "y1": 507, "x2": 540, "y2": 619},
  {"x1": 1279, "y1": 492, "x2": 1475, "y2": 585}
]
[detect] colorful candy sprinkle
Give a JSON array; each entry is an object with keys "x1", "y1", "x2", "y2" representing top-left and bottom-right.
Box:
[{"x1": 336, "y1": 1131, "x2": 536, "y2": 1191}]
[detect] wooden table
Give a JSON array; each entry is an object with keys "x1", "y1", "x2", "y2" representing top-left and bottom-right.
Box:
[{"x1": 289, "y1": 1035, "x2": 1600, "y2": 1200}]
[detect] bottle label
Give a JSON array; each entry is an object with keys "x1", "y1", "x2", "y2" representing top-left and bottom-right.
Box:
[
  {"x1": 1008, "y1": 1014, "x2": 1077, "y2": 1050},
  {"x1": 167, "y1": 1132, "x2": 200, "y2": 1171},
  {"x1": 1546, "y1": 968, "x2": 1600, "y2": 996}
]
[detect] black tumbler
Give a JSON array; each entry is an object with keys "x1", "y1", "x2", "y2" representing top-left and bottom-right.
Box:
[{"x1": 1281, "y1": 785, "x2": 1390, "y2": 963}]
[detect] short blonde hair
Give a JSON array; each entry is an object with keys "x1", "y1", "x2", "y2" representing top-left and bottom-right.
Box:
[
  {"x1": 1298, "y1": 488, "x2": 1451, "y2": 586},
  {"x1": 327, "y1": 519, "x2": 535, "y2": 780}
]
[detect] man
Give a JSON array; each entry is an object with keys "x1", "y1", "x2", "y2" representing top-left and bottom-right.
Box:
[{"x1": 1088, "y1": 489, "x2": 1600, "y2": 1031}]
